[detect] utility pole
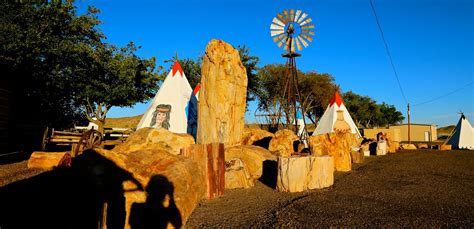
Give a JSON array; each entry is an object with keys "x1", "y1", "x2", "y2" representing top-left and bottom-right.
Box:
[{"x1": 407, "y1": 103, "x2": 411, "y2": 144}]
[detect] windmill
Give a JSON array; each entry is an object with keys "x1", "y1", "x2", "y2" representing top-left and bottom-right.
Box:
[{"x1": 270, "y1": 9, "x2": 315, "y2": 136}]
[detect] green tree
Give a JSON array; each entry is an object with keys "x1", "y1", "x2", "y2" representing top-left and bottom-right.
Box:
[
  {"x1": 254, "y1": 64, "x2": 337, "y2": 126},
  {"x1": 1, "y1": 1, "x2": 161, "y2": 132},
  {"x1": 342, "y1": 91, "x2": 404, "y2": 128},
  {"x1": 78, "y1": 43, "x2": 161, "y2": 133}
]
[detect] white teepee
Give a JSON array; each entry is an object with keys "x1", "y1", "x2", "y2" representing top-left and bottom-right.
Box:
[
  {"x1": 137, "y1": 61, "x2": 195, "y2": 134},
  {"x1": 312, "y1": 92, "x2": 361, "y2": 137},
  {"x1": 447, "y1": 114, "x2": 474, "y2": 150}
]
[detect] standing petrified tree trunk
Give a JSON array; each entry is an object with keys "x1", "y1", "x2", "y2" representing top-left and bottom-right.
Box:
[
  {"x1": 197, "y1": 40, "x2": 248, "y2": 146},
  {"x1": 181, "y1": 143, "x2": 225, "y2": 199}
]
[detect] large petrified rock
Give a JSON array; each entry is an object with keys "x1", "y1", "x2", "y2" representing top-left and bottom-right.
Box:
[
  {"x1": 197, "y1": 40, "x2": 248, "y2": 146},
  {"x1": 308, "y1": 133, "x2": 357, "y2": 171},
  {"x1": 376, "y1": 140, "x2": 387, "y2": 156},
  {"x1": 225, "y1": 145, "x2": 276, "y2": 180},
  {"x1": 114, "y1": 128, "x2": 195, "y2": 155},
  {"x1": 400, "y1": 143, "x2": 417, "y2": 150},
  {"x1": 268, "y1": 129, "x2": 299, "y2": 157},
  {"x1": 241, "y1": 128, "x2": 274, "y2": 146},
  {"x1": 27, "y1": 152, "x2": 71, "y2": 170},
  {"x1": 276, "y1": 155, "x2": 334, "y2": 192},
  {"x1": 94, "y1": 148, "x2": 205, "y2": 229},
  {"x1": 181, "y1": 143, "x2": 225, "y2": 199},
  {"x1": 225, "y1": 158, "x2": 255, "y2": 189},
  {"x1": 351, "y1": 148, "x2": 364, "y2": 163}
]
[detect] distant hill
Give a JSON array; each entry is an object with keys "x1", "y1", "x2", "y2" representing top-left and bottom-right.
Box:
[{"x1": 105, "y1": 115, "x2": 143, "y2": 129}]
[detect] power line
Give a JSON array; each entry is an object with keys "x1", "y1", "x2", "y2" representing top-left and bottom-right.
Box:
[
  {"x1": 413, "y1": 82, "x2": 474, "y2": 107},
  {"x1": 369, "y1": 0, "x2": 409, "y2": 104}
]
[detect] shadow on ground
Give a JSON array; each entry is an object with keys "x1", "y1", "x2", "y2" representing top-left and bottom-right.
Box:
[{"x1": 0, "y1": 150, "x2": 181, "y2": 229}]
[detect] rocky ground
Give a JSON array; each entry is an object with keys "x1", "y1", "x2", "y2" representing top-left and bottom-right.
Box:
[
  {"x1": 1, "y1": 150, "x2": 473, "y2": 227},
  {"x1": 187, "y1": 150, "x2": 474, "y2": 227}
]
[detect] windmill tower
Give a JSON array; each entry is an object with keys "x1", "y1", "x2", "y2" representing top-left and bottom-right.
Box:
[{"x1": 270, "y1": 9, "x2": 315, "y2": 137}]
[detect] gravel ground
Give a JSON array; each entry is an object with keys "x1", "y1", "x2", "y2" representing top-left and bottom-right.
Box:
[
  {"x1": 1, "y1": 150, "x2": 473, "y2": 227},
  {"x1": 187, "y1": 150, "x2": 474, "y2": 227}
]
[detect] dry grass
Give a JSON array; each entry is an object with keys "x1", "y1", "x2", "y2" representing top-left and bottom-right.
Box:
[{"x1": 105, "y1": 115, "x2": 143, "y2": 129}]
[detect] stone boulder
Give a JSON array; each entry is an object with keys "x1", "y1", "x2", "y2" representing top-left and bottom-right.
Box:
[
  {"x1": 440, "y1": 144, "x2": 452, "y2": 150},
  {"x1": 197, "y1": 40, "x2": 248, "y2": 146},
  {"x1": 417, "y1": 143, "x2": 429, "y2": 149},
  {"x1": 94, "y1": 148, "x2": 205, "y2": 229},
  {"x1": 351, "y1": 148, "x2": 364, "y2": 163},
  {"x1": 308, "y1": 133, "x2": 356, "y2": 172},
  {"x1": 276, "y1": 155, "x2": 334, "y2": 192},
  {"x1": 241, "y1": 128, "x2": 274, "y2": 146},
  {"x1": 268, "y1": 129, "x2": 299, "y2": 157},
  {"x1": 114, "y1": 128, "x2": 195, "y2": 155},
  {"x1": 225, "y1": 145, "x2": 276, "y2": 180},
  {"x1": 225, "y1": 158, "x2": 255, "y2": 189},
  {"x1": 400, "y1": 144, "x2": 417, "y2": 150}
]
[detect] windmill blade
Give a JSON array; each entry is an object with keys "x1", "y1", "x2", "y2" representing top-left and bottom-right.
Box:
[
  {"x1": 272, "y1": 33, "x2": 286, "y2": 42},
  {"x1": 300, "y1": 17, "x2": 312, "y2": 26},
  {"x1": 284, "y1": 37, "x2": 291, "y2": 51},
  {"x1": 277, "y1": 36, "x2": 289, "y2": 48},
  {"x1": 290, "y1": 9, "x2": 295, "y2": 22},
  {"x1": 297, "y1": 13, "x2": 308, "y2": 23},
  {"x1": 294, "y1": 10, "x2": 302, "y2": 22},
  {"x1": 283, "y1": 10, "x2": 290, "y2": 22},
  {"x1": 302, "y1": 29, "x2": 315, "y2": 36},
  {"x1": 301, "y1": 23, "x2": 315, "y2": 29},
  {"x1": 272, "y1": 17, "x2": 286, "y2": 27},
  {"x1": 297, "y1": 36, "x2": 309, "y2": 48},
  {"x1": 295, "y1": 37, "x2": 302, "y2": 51},
  {"x1": 271, "y1": 29, "x2": 285, "y2": 37},
  {"x1": 270, "y1": 23, "x2": 284, "y2": 31},
  {"x1": 300, "y1": 33, "x2": 314, "y2": 42},
  {"x1": 277, "y1": 13, "x2": 288, "y2": 25}
]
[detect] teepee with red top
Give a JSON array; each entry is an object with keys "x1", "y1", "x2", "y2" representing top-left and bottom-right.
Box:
[
  {"x1": 312, "y1": 92, "x2": 361, "y2": 137},
  {"x1": 137, "y1": 61, "x2": 195, "y2": 134}
]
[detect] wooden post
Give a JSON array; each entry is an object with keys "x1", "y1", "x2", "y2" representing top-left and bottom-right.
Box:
[
  {"x1": 181, "y1": 143, "x2": 225, "y2": 199},
  {"x1": 408, "y1": 103, "x2": 411, "y2": 144}
]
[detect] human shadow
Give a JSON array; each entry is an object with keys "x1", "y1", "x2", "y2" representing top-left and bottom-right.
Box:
[
  {"x1": 0, "y1": 149, "x2": 142, "y2": 229},
  {"x1": 129, "y1": 175, "x2": 182, "y2": 229}
]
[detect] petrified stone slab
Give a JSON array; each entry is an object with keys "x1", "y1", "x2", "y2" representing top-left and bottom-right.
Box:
[
  {"x1": 277, "y1": 155, "x2": 334, "y2": 192},
  {"x1": 225, "y1": 145, "x2": 276, "y2": 180},
  {"x1": 376, "y1": 141, "x2": 387, "y2": 156},
  {"x1": 94, "y1": 148, "x2": 205, "y2": 229},
  {"x1": 27, "y1": 152, "x2": 71, "y2": 170},
  {"x1": 197, "y1": 40, "x2": 248, "y2": 146},
  {"x1": 181, "y1": 143, "x2": 225, "y2": 199},
  {"x1": 351, "y1": 149, "x2": 364, "y2": 163},
  {"x1": 308, "y1": 133, "x2": 355, "y2": 171},
  {"x1": 440, "y1": 144, "x2": 452, "y2": 150},
  {"x1": 417, "y1": 143, "x2": 429, "y2": 149},
  {"x1": 241, "y1": 128, "x2": 274, "y2": 146},
  {"x1": 114, "y1": 128, "x2": 195, "y2": 155},
  {"x1": 400, "y1": 143, "x2": 417, "y2": 150},
  {"x1": 268, "y1": 129, "x2": 299, "y2": 157},
  {"x1": 225, "y1": 158, "x2": 255, "y2": 189}
]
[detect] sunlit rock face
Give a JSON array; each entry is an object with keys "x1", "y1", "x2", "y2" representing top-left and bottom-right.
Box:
[{"x1": 197, "y1": 39, "x2": 248, "y2": 146}]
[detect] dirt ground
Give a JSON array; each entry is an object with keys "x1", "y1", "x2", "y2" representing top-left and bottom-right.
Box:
[
  {"x1": 186, "y1": 150, "x2": 474, "y2": 227},
  {"x1": 1, "y1": 150, "x2": 473, "y2": 227}
]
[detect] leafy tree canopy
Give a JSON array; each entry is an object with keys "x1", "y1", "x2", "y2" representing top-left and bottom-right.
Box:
[{"x1": 1, "y1": 1, "x2": 161, "y2": 131}]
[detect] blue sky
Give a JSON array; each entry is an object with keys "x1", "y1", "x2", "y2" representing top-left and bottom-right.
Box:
[{"x1": 77, "y1": 0, "x2": 473, "y2": 127}]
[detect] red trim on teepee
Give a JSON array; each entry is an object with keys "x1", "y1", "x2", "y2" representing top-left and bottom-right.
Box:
[
  {"x1": 329, "y1": 92, "x2": 344, "y2": 107},
  {"x1": 193, "y1": 83, "x2": 200, "y2": 95},
  {"x1": 171, "y1": 61, "x2": 184, "y2": 77}
]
